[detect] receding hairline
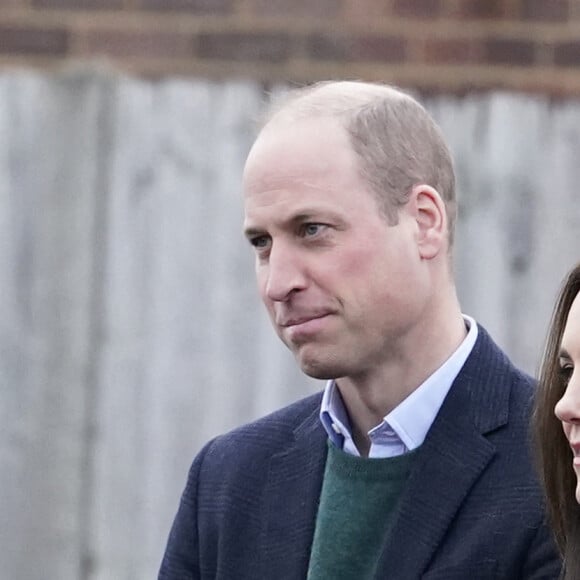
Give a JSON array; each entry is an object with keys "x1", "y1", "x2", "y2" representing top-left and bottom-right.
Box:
[{"x1": 263, "y1": 80, "x2": 420, "y2": 127}]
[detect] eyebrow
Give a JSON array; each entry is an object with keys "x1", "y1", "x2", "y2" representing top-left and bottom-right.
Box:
[{"x1": 243, "y1": 226, "x2": 265, "y2": 239}]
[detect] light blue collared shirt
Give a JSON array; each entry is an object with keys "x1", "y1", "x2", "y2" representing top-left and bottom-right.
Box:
[{"x1": 320, "y1": 316, "x2": 478, "y2": 458}]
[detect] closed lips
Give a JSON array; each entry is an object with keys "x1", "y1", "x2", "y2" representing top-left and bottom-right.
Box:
[{"x1": 280, "y1": 313, "x2": 331, "y2": 327}]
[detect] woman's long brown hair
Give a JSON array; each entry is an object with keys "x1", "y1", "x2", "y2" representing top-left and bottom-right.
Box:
[{"x1": 534, "y1": 263, "x2": 580, "y2": 579}]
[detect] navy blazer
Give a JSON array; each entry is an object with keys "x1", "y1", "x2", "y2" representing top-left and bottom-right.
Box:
[{"x1": 159, "y1": 327, "x2": 562, "y2": 579}]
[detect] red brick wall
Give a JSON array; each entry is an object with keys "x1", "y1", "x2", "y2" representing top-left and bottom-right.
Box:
[{"x1": 1, "y1": 0, "x2": 580, "y2": 95}]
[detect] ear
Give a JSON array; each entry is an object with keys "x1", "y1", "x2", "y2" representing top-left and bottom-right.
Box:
[{"x1": 408, "y1": 184, "x2": 447, "y2": 260}]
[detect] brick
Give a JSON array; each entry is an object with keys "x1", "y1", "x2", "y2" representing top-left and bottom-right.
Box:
[
  {"x1": 248, "y1": 0, "x2": 342, "y2": 19},
  {"x1": 197, "y1": 32, "x2": 292, "y2": 63},
  {"x1": 307, "y1": 34, "x2": 406, "y2": 62},
  {"x1": 423, "y1": 38, "x2": 481, "y2": 64},
  {"x1": 522, "y1": 0, "x2": 569, "y2": 21},
  {"x1": 449, "y1": 0, "x2": 506, "y2": 19},
  {"x1": 351, "y1": 36, "x2": 407, "y2": 62},
  {"x1": 33, "y1": 0, "x2": 122, "y2": 8},
  {"x1": 393, "y1": 0, "x2": 442, "y2": 18},
  {"x1": 79, "y1": 28, "x2": 189, "y2": 59},
  {"x1": 342, "y1": 0, "x2": 391, "y2": 23},
  {"x1": 307, "y1": 33, "x2": 350, "y2": 60},
  {"x1": 554, "y1": 41, "x2": 580, "y2": 66},
  {"x1": 484, "y1": 38, "x2": 536, "y2": 65},
  {"x1": 138, "y1": 0, "x2": 233, "y2": 13},
  {"x1": 0, "y1": 26, "x2": 68, "y2": 55}
]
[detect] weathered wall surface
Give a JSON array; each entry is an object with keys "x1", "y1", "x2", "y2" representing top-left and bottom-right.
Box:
[{"x1": 0, "y1": 71, "x2": 579, "y2": 579}]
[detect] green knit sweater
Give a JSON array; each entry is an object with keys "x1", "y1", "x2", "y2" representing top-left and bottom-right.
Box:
[{"x1": 307, "y1": 441, "x2": 418, "y2": 580}]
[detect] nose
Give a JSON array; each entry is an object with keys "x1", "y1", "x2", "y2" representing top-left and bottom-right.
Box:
[
  {"x1": 555, "y1": 374, "x2": 580, "y2": 425},
  {"x1": 261, "y1": 243, "x2": 307, "y2": 302}
]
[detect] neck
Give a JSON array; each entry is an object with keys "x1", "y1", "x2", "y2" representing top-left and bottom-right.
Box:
[{"x1": 336, "y1": 299, "x2": 467, "y2": 456}]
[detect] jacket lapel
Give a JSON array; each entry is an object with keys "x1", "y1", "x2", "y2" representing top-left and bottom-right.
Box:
[
  {"x1": 375, "y1": 327, "x2": 512, "y2": 578},
  {"x1": 374, "y1": 406, "x2": 496, "y2": 577},
  {"x1": 260, "y1": 403, "x2": 328, "y2": 580}
]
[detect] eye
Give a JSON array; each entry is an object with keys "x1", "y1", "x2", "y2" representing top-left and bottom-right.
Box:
[
  {"x1": 248, "y1": 235, "x2": 271, "y2": 250},
  {"x1": 301, "y1": 223, "x2": 327, "y2": 237},
  {"x1": 558, "y1": 361, "x2": 574, "y2": 385}
]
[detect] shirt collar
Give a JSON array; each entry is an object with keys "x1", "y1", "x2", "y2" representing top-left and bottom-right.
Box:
[
  {"x1": 320, "y1": 380, "x2": 350, "y2": 449},
  {"x1": 320, "y1": 315, "x2": 479, "y2": 454}
]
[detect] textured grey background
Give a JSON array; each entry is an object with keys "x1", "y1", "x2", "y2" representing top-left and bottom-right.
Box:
[{"x1": 1, "y1": 70, "x2": 579, "y2": 579}]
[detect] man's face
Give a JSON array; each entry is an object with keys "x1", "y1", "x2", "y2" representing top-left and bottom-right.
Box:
[{"x1": 242, "y1": 116, "x2": 431, "y2": 380}]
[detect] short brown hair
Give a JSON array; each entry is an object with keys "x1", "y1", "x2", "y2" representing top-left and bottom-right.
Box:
[{"x1": 534, "y1": 262, "x2": 580, "y2": 579}]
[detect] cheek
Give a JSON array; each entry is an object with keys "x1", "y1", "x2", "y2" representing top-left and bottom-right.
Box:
[
  {"x1": 256, "y1": 267, "x2": 268, "y2": 298},
  {"x1": 337, "y1": 242, "x2": 394, "y2": 283},
  {"x1": 256, "y1": 274, "x2": 276, "y2": 318}
]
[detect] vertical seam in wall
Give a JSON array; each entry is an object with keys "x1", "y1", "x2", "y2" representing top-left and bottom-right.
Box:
[{"x1": 77, "y1": 69, "x2": 116, "y2": 580}]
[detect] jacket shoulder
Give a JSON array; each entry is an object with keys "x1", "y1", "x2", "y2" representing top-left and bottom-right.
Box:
[{"x1": 196, "y1": 391, "x2": 323, "y2": 471}]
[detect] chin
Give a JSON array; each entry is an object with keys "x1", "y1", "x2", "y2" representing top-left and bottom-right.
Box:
[
  {"x1": 300, "y1": 365, "x2": 337, "y2": 380},
  {"x1": 295, "y1": 351, "x2": 345, "y2": 380},
  {"x1": 297, "y1": 357, "x2": 334, "y2": 379}
]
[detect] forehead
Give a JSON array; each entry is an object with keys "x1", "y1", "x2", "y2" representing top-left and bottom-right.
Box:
[
  {"x1": 243, "y1": 116, "x2": 355, "y2": 191},
  {"x1": 562, "y1": 291, "x2": 580, "y2": 355},
  {"x1": 242, "y1": 116, "x2": 380, "y2": 228}
]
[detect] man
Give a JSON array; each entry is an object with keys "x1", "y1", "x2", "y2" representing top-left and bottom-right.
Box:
[{"x1": 159, "y1": 81, "x2": 561, "y2": 579}]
